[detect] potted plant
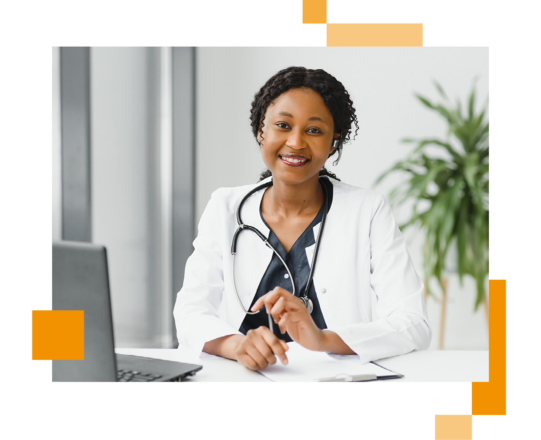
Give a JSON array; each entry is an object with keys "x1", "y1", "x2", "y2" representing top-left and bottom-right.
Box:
[{"x1": 375, "y1": 82, "x2": 489, "y2": 316}]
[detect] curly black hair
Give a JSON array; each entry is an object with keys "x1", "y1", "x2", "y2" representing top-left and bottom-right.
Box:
[{"x1": 250, "y1": 66, "x2": 359, "y2": 182}]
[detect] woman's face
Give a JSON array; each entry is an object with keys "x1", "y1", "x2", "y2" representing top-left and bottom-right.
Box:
[{"x1": 259, "y1": 87, "x2": 338, "y2": 186}]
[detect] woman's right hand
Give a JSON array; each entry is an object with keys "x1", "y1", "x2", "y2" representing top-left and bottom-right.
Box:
[{"x1": 234, "y1": 327, "x2": 289, "y2": 370}]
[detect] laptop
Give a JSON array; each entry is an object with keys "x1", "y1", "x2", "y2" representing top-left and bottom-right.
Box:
[{"x1": 52, "y1": 241, "x2": 202, "y2": 382}]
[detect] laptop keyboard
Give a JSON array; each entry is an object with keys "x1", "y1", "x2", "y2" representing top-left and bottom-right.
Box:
[{"x1": 117, "y1": 369, "x2": 163, "y2": 382}]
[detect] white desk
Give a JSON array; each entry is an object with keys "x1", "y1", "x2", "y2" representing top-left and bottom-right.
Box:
[{"x1": 116, "y1": 347, "x2": 488, "y2": 382}]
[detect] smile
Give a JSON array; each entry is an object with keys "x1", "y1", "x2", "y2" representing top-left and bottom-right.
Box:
[{"x1": 280, "y1": 155, "x2": 309, "y2": 167}]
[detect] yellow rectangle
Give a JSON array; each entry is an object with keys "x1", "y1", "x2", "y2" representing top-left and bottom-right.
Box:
[
  {"x1": 434, "y1": 414, "x2": 473, "y2": 440},
  {"x1": 32, "y1": 310, "x2": 84, "y2": 360},
  {"x1": 327, "y1": 23, "x2": 423, "y2": 47},
  {"x1": 303, "y1": 0, "x2": 326, "y2": 24}
]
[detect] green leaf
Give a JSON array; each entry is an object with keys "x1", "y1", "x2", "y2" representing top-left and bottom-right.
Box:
[
  {"x1": 468, "y1": 89, "x2": 476, "y2": 120},
  {"x1": 453, "y1": 123, "x2": 474, "y2": 153},
  {"x1": 441, "y1": 178, "x2": 463, "y2": 247},
  {"x1": 474, "y1": 289, "x2": 485, "y2": 311},
  {"x1": 473, "y1": 109, "x2": 486, "y2": 132},
  {"x1": 435, "y1": 104, "x2": 454, "y2": 125},
  {"x1": 456, "y1": 98, "x2": 462, "y2": 122},
  {"x1": 410, "y1": 163, "x2": 448, "y2": 199},
  {"x1": 479, "y1": 122, "x2": 490, "y2": 139},
  {"x1": 434, "y1": 81, "x2": 449, "y2": 101},
  {"x1": 471, "y1": 211, "x2": 488, "y2": 294},
  {"x1": 463, "y1": 152, "x2": 479, "y2": 191},
  {"x1": 479, "y1": 144, "x2": 489, "y2": 162},
  {"x1": 373, "y1": 161, "x2": 408, "y2": 185},
  {"x1": 424, "y1": 195, "x2": 448, "y2": 281},
  {"x1": 415, "y1": 94, "x2": 436, "y2": 110},
  {"x1": 456, "y1": 202, "x2": 468, "y2": 284},
  {"x1": 373, "y1": 163, "x2": 426, "y2": 195},
  {"x1": 406, "y1": 138, "x2": 463, "y2": 165}
]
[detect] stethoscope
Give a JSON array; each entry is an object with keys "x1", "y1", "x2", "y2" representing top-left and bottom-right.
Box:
[{"x1": 231, "y1": 177, "x2": 329, "y2": 320}]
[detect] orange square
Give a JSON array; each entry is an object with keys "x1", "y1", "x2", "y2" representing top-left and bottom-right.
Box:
[
  {"x1": 32, "y1": 310, "x2": 84, "y2": 360},
  {"x1": 303, "y1": 0, "x2": 326, "y2": 24}
]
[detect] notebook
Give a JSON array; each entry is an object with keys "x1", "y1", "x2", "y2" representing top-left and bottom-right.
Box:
[{"x1": 258, "y1": 342, "x2": 403, "y2": 382}]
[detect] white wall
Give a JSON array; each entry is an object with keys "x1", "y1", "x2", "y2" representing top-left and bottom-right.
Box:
[
  {"x1": 91, "y1": 48, "x2": 165, "y2": 347},
  {"x1": 196, "y1": 47, "x2": 489, "y2": 350}
]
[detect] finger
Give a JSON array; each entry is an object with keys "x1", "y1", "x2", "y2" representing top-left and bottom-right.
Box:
[
  {"x1": 251, "y1": 290, "x2": 272, "y2": 312},
  {"x1": 245, "y1": 344, "x2": 269, "y2": 370},
  {"x1": 235, "y1": 341, "x2": 259, "y2": 370},
  {"x1": 263, "y1": 288, "x2": 291, "y2": 315},
  {"x1": 257, "y1": 293, "x2": 277, "y2": 313},
  {"x1": 251, "y1": 287, "x2": 289, "y2": 312},
  {"x1": 278, "y1": 312, "x2": 290, "y2": 332},
  {"x1": 251, "y1": 290, "x2": 277, "y2": 312},
  {"x1": 280, "y1": 340, "x2": 289, "y2": 352},
  {"x1": 236, "y1": 353, "x2": 259, "y2": 370},
  {"x1": 262, "y1": 330, "x2": 288, "y2": 365},
  {"x1": 270, "y1": 297, "x2": 287, "y2": 324},
  {"x1": 271, "y1": 292, "x2": 304, "y2": 316},
  {"x1": 253, "y1": 333, "x2": 277, "y2": 366}
]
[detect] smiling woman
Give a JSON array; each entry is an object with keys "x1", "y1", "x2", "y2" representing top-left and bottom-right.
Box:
[
  {"x1": 260, "y1": 88, "x2": 337, "y2": 180},
  {"x1": 252, "y1": 66, "x2": 358, "y2": 182},
  {"x1": 173, "y1": 66, "x2": 432, "y2": 371}
]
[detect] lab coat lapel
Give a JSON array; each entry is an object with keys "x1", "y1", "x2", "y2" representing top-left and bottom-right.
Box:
[
  {"x1": 232, "y1": 183, "x2": 273, "y2": 308},
  {"x1": 305, "y1": 177, "x2": 339, "y2": 271},
  {"x1": 308, "y1": 215, "x2": 333, "y2": 305},
  {"x1": 304, "y1": 223, "x2": 319, "y2": 269},
  {"x1": 305, "y1": 179, "x2": 343, "y2": 320}
]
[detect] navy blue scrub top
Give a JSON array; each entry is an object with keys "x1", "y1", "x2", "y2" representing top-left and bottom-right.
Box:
[{"x1": 239, "y1": 177, "x2": 333, "y2": 342}]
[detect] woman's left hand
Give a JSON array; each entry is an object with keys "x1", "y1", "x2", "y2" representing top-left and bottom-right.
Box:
[{"x1": 251, "y1": 287, "x2": 324, "y2": 351}]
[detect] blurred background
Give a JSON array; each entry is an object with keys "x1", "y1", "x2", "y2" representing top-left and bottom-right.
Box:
[{"x1": 52, "y1": 47, "x2": 488, "y2": 350}]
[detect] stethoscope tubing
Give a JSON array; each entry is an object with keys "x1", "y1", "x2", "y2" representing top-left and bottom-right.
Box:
[{"x1": 231, "y1": 177, "x2": 329, "y2": 316}]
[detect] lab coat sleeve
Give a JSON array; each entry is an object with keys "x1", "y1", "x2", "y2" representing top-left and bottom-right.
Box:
[
  {"x1": 329, "y1": 194, "x2": 432, "y2": 363},
  {"x1": 173, "y1": 190, "x2": 242, "y2": 353}
]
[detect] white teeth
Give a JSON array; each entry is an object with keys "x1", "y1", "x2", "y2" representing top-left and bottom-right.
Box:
[{"x1": 282, "y1": 156, "x2": 307, "y2": 163}]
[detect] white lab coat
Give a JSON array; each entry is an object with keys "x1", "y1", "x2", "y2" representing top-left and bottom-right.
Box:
[{"x1": 174, "y1": 176, "x2": 431, "y2": 363}]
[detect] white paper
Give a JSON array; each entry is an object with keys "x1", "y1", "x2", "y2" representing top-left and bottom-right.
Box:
[{"x1": 258, "y1": 342, "x2": 399, "y2": 382}]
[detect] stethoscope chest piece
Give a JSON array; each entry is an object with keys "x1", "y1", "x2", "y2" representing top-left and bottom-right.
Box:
[{"x1": 301, "y1": 297, "x2": 314, "y2": 315}]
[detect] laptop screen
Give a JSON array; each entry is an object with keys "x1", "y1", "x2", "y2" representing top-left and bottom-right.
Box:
[{"x1": 52, "y1": 241, "x2": 117, "y2": 381}]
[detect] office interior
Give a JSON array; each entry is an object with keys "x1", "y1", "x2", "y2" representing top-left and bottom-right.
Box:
[{"x1": 52, "y1": 47, "x2": 488, "y2": 350}]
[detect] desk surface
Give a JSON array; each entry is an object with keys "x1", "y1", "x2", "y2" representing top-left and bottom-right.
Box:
[{"x1": 116, "y1": 346, "x2": 488, "y2": 382}]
